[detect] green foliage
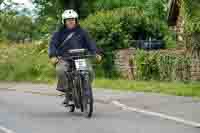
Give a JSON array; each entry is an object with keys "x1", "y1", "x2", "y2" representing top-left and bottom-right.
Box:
[
  {"x1": 82, "y1": 8, "x2": 174, "y2": 49},
  {"x1": 0, "y1": 44, "x2": 54, "y2": 82},
  {"x1": 158, "y1": 54, "x2": 191, "y2": 81},
  {"x1": 0, "y1": 11, "x2": 37, "y2": 42},
  {"x1": 182, "y1": 0, "x2": 200, "y2": 33},
  {"x1": 81, "y1": 8, "x2": 175, "y2": 78},
  {"x1": 135, "y1": 50, "x2": 191, "y2": 81},
  {"x1": 94, "y1": 0, "x2": 145, "y2": 10},
  {"x1": 0, "y1": 0, "x2": 177, "y2": 80},
  {"x1": 100, "y1": 52, "x2": 120, "y2": 78},
  {"x1": 81, "y1": 8, "x2": 131, "y2": 49},
  {"x1": 135, "y1": 51, "x2": 160, "y2": 80},
  {"x1": 32, "y1": 0, "x2": 169, "y2": 35},
  {"x1": 81, "y1": 8, "x2": 132, "y2": 78},
  {"x1": 32, "y1": 0, "x2": 98, "y2": 34},
  {"x1": 94, "y1": 0, "x2": 168, "y2": 20},
  {"x1": 186, "y1": 32, "x2": 200, "y2": 53},
  {"x1": 94, "y1": 79, "x2": 200, "y2": 97},
  {"x1": 182, "y1": 0, "x2": 200, "y2": 51}
]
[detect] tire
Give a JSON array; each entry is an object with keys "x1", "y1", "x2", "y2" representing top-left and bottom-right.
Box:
[
  {"x1": 73, "y1": 78, "x2": 79, "y2": 107},
  {"x1": 82, "y1": 77, "x2": 93, "y2": 118},
  {"x1": 83, "y1": 94, "x2": 93, "y2": 118},
  {"x1": 80, "y1": 104, "x2": 84, "y2": 112},
  {"x1": 83, "y1": 84, "x2": 94, "y2": 118}
]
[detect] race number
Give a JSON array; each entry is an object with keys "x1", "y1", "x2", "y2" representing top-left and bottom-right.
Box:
[{"x1": 75, "y1": 59, "x2": 87, "y2": 70}]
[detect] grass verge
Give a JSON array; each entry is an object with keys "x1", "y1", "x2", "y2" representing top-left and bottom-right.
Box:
[{"x1": 94, "y1": 78, "x2": 200, "y2": 98}]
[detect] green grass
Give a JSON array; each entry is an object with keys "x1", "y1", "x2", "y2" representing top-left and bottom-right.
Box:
[
  {"x1": 93, "y1": 79, "x2": 200, "y2": 98},
  {"x1": 0, "y1": 43, "x2": 55, "y2": 83}
]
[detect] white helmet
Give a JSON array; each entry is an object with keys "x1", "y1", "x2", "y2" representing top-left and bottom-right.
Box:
[{"x1": 62, "y1": 9, "x2": 78, "y2": 23}]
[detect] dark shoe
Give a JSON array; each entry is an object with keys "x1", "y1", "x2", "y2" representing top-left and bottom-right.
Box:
[{"x1": 62, "y1": 98, "x2": 69, "y2": 106}]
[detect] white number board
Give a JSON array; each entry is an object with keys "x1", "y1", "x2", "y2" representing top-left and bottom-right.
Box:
[{"x1": 75, "y1": 59, "x2": 87, "y2": 70}]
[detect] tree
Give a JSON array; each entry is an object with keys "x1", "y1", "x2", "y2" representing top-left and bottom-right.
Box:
[
  {"x1": 32, "y1": 0, "x2": 96, "y2": 34},
  {"x1": 0, "y1": 0, "x2": 19, "y2": 12},
  {"x1": 144, "y1": 0, "x2": 168, "y2": 20},
  {"x1": 0, "y1": 11, "x2": 36, "y2": 42},
  {"x1": 33, "y1": 0, "x2": 95, "y2": 19},
  {"x1": 183, "y1": 0, "x2": 200, "y2": 30}
]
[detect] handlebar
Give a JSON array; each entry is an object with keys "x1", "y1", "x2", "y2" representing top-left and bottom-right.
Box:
[
  {"x1": 68, "y1": 49, "x2": 86, "y2": 54},
  {"x1": 58, "y1": 54, "x2": 95, "y2": 61}
]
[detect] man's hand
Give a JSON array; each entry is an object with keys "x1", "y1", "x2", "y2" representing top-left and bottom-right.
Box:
[
  {"x1": 96, "y1": 54, "x2": 102, "y2": 63},
  {"x1": 50, "y1": 57, "x2": 59, "y2": 65}
]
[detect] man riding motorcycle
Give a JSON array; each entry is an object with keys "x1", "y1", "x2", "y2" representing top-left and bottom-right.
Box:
[{"x1": 48, "y1": 9, "x2": 101, "y2": 106}]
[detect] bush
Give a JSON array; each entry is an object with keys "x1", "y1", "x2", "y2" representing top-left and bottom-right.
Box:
[
  {"x1": 82, "y1": 7, "x2": 175, "y2": 49},
  {"x1": 183, "y1": 0, "x2": 200, "y2": 33},
  {"x1": 182, "y1": 0, "x2": 200, "y2": 51},
  {"x1": 94, "y1": 0, "x2": 167, "y2": 20},
  {"x1": 94, "y1": 0, "x2": 145, "y2": 11},
  {"x1": 0, "y1": 12, "x2": 37, "y2": 42},
  {"x1": 0, "y1": 44, "x2": 54, "y2": 82},
  {"x1": 135, "y1": 50, "x2": 191, "y2": 81},
  {"x1": 81, "y1": 8, "x2": 175, "y2": 78},
  {"x1": 135, "y1": 51, "x2": 160, "y2": 80}
]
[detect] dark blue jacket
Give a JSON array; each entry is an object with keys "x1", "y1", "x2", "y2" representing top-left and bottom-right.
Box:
[{"x1": 48, "y1": 26, "x2": 97, "y2": 58}]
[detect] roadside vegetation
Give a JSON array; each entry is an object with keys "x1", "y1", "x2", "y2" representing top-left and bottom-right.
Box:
[
  {"x1": 0, "y1": 43, "x2": 54, "y2": 82},
  {"x1": 0, "y1": 0, "x2": 200, "y2": 97},
  {"x1": 134, "y1": 50, "x2": 191, "y2": 81},
  {"x1": 0, "y1": 44, "x2": 200, "y2": 98},
  {"x1": 94, "y1": 79, "x2": 200, "y2": 98}
]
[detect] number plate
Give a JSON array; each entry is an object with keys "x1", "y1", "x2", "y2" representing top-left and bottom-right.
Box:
[{"x1": 75, "y1": 59, "x2": 87, "y2": 70}]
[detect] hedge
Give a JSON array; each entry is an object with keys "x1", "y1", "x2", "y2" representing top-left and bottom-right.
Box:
[
  {"x1": 135, "y1": 50, "x2": 191, "y2": 81},
  {"x1": 81, "y1": 7, "x2": 176, "y2": 78}
]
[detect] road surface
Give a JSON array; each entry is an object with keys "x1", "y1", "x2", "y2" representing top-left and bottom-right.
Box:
[{"x1": 0, "y1": 89, "x2": 199, "y2": 133}]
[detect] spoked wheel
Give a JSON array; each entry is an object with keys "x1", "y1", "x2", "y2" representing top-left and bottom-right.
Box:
[
  {"x1": 82, "y1": 84, "x2": 93, "y2": 118},
  {"x1": 81, "y1": 73, "x2": 94, "y2": 118},
  {"x1": 66, "y1": 104, "x2": 75, "y2": 112},
  {"x1": 83, "y1": 95, "x2": 93, "y2": 118}
]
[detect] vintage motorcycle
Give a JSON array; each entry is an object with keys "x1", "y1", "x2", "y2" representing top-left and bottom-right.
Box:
[{"x1": 62, "y1": 49, "x2": 94, "y2": 118}]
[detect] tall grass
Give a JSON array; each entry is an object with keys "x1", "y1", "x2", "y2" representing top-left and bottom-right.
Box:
[{"x1": 0, "y1": 43, "x2": 55, "y2": 82}]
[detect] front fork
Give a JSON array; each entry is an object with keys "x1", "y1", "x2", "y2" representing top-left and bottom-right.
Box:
[
  {"x1": 80, "y1": 71, "x2": 92, "y2": 97},
  {"x1": 69, "y1": 70, "x2": 92, "y2": 109}
]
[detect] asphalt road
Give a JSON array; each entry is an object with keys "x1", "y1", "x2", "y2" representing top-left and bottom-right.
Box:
[{"x1": 0, "y1": 90, "x2": 199, "y2": 133}]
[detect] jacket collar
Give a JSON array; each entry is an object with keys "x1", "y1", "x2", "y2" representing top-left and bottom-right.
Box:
[{"x1": 63, "y1": 25, "x2": 80, "y2": 33}]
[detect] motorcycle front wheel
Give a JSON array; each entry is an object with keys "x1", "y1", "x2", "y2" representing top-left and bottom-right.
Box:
[{"x1": 82, "y1": 77, "x2": 93, "y2": 118}]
